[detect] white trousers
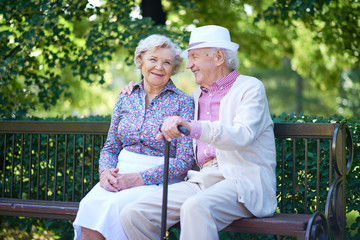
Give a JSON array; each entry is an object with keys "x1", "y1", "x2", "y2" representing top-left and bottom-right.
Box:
[
  {"x1": 120, "y1": 164, "x2": 253, "y2": 240},
  {"x1": 73, "y1": 150, "x2": 177, "y2": 240}
]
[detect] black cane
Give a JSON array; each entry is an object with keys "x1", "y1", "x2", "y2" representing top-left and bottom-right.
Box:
[{"x1": 160, "y1": 125, "x2": 189, "y2": 240}]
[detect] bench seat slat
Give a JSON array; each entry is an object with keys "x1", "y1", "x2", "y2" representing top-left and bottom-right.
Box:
[
  {"x1": 227, "y1": 213, "x2": 311, "y2": 230},
  {"x1": 223, "y1": 213, "x2": 311, "y2": 235},
  {"x1": 171, "y1": 213, "x2": 311, "y2": 238},
  {"x1": 0, "y1": 198, "x2": 78, "y2": 220}
]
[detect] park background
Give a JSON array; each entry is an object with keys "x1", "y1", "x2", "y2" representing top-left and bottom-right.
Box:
[{"x1": 0, "y1": 0, "x2": 359, "y2": 239}]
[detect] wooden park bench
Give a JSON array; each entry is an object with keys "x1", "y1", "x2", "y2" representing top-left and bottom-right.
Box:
[{"x1": 0, "y1": 121, "x2": 353, "y2": 239}]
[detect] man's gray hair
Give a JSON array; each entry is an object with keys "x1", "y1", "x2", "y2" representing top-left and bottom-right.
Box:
[
  {"x1": 134, "y1": 35, "x2": 182, "y2": 75},
  {"x1": 222, "y1": 48, "x2": 239, "y2": 71}
]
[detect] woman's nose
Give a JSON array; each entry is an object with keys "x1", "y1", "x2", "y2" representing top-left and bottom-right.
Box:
[{"x1": 155, "y1": 62, "x2": 163, "y2": 70}]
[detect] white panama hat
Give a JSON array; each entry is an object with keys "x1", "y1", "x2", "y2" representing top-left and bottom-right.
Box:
[{"x1": 180, "y1": 25, "x2": 239, "y2": 58}]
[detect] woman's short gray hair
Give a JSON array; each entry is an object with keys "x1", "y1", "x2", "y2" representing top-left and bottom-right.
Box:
[{"x1": 134, "y1": 34, "x2": 183, "y2": 75}]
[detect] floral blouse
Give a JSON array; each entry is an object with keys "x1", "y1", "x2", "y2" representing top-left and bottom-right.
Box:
[{"x1": 99, "y1": 80, "x2": 195, "y2": 185}]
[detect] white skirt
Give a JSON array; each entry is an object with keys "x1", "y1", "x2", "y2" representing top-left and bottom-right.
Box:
[{"x1": 73, "y1": 149, "x2": 177, "y2": 240}]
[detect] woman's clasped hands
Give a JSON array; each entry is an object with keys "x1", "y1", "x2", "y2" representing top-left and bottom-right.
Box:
[{"x1": 99, "y1": 168, "x2": 145, "y2": 192}]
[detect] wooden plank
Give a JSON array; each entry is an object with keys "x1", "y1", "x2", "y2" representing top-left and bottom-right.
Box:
[
  {"x1": 223, "y1": 213, "x2": 311, "y2": 236},
  {"x1": 0, "y1": 121, "x2": 110, "y2": 134},
  {"x1": 0, "y1": 198, "x2": 78, "y2": 220},
  {"x1": 0, "y1": 121, "x2": 338, "y2": 138},
  {"x1": 274, "y1": 123, "x2": 337, "y2": 139}
]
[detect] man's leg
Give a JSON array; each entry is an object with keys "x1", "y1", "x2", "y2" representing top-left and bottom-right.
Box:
[
  {"x1": 121, "y1": 181, "x2": 200, "y2": 240},
  {"x1": 179, "y1": 179, "x2": 253, "y2": 240}
]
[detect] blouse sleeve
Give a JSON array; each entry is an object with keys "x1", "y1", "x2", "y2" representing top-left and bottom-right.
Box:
[
  {"x1": 98, "y1": 94, "x2": 124, "y2": 173},
  {"x1": 140, "y1": 97, "x2": 195, "y2": 185}
]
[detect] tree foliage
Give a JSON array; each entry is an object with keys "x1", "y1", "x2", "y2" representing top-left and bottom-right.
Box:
[
  {"x1": 164, "y1": 0, "x2": 359, "y2": 116},
  {"x1": 0, "y1": 0, "x2": 187, "y2": 119},
  {"x1": 258, "y1": 0, "x2": 359, "y2": 57},
  {"x1": 165, "y1": 0, "x2": 289, "y2": 69},
  {"x1": 1, "y1": 0, "x2": 359, "y2": 119},
  {"x1": 256, "y1": 0, "x2": 360, "y2": 88},
  {"x1": 338, "y1": 64, "x2": 360, "y2": 116}
]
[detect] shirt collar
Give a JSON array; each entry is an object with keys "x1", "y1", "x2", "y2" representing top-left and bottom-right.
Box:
[
  {"x1": 200, "y1": 70, "x2": 239, "y2": 93},
  {"x1": 133, "y1": 79, "x2": 177, "y2": 94}
]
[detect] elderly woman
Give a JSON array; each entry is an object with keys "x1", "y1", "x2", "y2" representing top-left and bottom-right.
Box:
[{"x1": 73, "y1": 34, "x2": 195, "y2": 240}]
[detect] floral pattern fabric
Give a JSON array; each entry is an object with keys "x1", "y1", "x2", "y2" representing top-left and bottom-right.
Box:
[{"x1": 99, "y1": 80, "x2": 195, "y2": 185}]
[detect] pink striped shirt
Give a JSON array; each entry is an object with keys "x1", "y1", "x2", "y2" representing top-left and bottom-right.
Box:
[{"x1": 189, "y1": 70, "x2": 239, "y2": 167}]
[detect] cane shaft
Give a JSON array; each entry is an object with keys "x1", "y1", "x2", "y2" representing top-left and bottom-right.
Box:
[{"x1": 160, "y1": 139, "x2": 170, "y2": 239}]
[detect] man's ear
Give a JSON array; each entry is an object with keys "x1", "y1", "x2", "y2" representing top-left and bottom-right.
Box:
[{"x1": 214, "y1": 49, "x2": 226, "y2": 66}]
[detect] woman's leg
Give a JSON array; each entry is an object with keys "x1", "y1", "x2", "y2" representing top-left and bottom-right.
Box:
[{"x1": 74, "y1": 183, "x2": 162, "y2": 240}]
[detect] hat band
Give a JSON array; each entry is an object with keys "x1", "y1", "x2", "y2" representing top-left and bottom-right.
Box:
[{"x1": 188, "y1": 42, "x2": 205, "y2": 48}]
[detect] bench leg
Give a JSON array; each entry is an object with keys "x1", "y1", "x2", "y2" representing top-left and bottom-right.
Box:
[{"x1": 305, "y1": 211, "x2": 329, "y2": 240}]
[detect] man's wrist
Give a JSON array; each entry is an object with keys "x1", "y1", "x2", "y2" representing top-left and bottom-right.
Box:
[{"x1": 189, "y1": 120, "x2": 202, "y2": 139}]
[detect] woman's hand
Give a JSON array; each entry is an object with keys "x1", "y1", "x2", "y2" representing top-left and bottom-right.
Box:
[
  {"x1": 100, "y1": 169, "x2": 145, "y2": 192},
  {"x1": 100, "y1": 168, "x2": 121, "y2": 192},
  {"x1": 120, "y1": 81, "x2": 136, "y2": 95},
  {"x1": 111, "y1": 172, "x2": 145, "y2": 191}
]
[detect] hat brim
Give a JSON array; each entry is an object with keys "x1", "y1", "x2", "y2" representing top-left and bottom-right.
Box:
[{"x1": 180, "y1": 41, "x2": 239, "y2": 58}]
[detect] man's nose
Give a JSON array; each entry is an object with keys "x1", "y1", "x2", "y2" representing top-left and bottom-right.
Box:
[{"x1": 186, "y1": 60, "x2": 193, "y2": 69}]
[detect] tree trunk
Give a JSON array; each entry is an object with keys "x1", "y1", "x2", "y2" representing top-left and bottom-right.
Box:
[
  {"x1": 140, "y1": 0, "x2": 166, "y2": 25},
  {"x1": 295, "y1": 73, "x2": 303, "y2": 114}
]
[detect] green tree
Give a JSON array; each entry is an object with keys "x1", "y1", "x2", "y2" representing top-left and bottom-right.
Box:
[
  {"x1": 0, "y1": 0, "x2": 186, "y2": 119},
  {"x1": 338, "y1": 65, "x2": 360, "y2": 117},
  {"x1": 163, "y1": 0, "x2": 359, "y2": 117},
  {"x1": 256, "y1": 0, "x2": 360, "y2": 116},
  {"x1": 1, "y1": 0, "x2": 359, "y2": 119}
]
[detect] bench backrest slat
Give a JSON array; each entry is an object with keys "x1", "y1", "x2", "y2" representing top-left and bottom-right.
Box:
[
  {"x1": 0, "y1": 121, "x2": 110, "y2": 134},
  {"x1": 274, "y1": 122, "x2": 336, "y2": 138}
]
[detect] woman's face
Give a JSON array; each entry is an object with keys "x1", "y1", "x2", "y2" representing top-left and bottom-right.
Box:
[{"x1": 140, "y1": 47, "x2": 175, "y2": 91}]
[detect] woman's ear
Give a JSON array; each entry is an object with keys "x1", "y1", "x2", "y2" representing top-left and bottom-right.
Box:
[{"x1": 136, "y1": 55, "x2": 143, "y2": 68}]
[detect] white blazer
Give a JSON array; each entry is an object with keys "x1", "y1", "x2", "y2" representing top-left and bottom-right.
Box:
[{"x1": 192, "y1": 75, "x2": 277, "y2": 217}]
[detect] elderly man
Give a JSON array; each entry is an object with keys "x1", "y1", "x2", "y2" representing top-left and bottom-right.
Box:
[{"x1": 120, "y1": 25, "x2": 277, "y2": 240}]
